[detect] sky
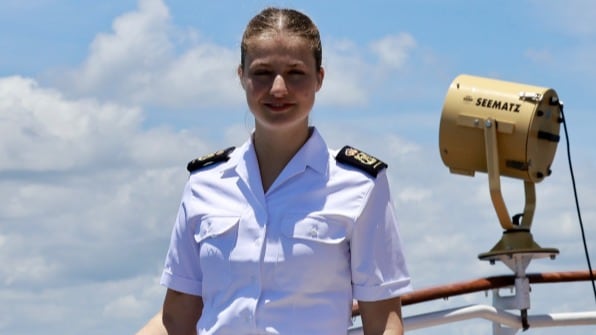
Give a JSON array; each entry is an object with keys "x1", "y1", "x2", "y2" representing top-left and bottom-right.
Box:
[{"x1": 0, "y1": 0, "x2": 595, "y2": 334}]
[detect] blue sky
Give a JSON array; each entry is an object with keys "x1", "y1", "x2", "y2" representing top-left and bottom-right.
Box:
[{"x1": 0, "y1": 1, "x2": 594, "y2": 334}]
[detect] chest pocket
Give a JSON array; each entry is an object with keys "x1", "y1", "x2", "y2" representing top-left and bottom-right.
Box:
[
  {"x1": 194, "y1": 216, "x2": 239, "y2": 244},
  {"x1": 276, "y1": 214, "x2": 352, "y2": 293},
  {"x1": 194, "y1": 215, "x2": 239, "y2": 299}
]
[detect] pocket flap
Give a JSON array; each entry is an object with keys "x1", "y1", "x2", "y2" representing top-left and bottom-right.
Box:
[
  {"x1": 281, "y1": 214, "x2": 348, "y2": 244},
  {"x1": 194, "y1": 216, "x2": 240, "y2": 243}
]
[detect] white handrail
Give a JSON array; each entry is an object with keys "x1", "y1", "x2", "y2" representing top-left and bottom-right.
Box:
[
  {"x1": 348, "y1": 305, "x2": 596, "y2": 334},
  {"x1": 404, "y1": 305, "x2": 596, "y2": 330}
]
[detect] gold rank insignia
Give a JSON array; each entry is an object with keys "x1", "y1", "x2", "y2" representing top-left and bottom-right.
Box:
[
  {"x1": 335, "y1": 145, "x2": 387, "y2": 177},
  {"x1": 187, "y1": 146, "x2": 235, "y2": 173}
]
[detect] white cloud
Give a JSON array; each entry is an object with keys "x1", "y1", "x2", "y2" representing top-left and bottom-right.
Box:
[
  {"x1": 317, "y1": 39, "x2": 370, "y2": 106},
  {"x1": 318, "y1": 33, "x2": 419, "y2": 107},
  {"x1": 531, "y1": 0, "x2": 596, "y2": 37},
  {"x1": 0, "y1": 88, "x2": 195, "y2": 334},
  {"x1": 2, "y1": 254, "x2": 59, "y2": 286},
  {"x1": 67, "y1": 0, "x2": 172, "y2": 95},
  {"x1": 103, "y1": 294, "x2": 144, "y2": 319},
  {"x1": 0, "y1": 74, "x2": 212, "y2": 173},
  {"x1": 153, "y1": 44, "x2": 242, "y2": 108},
  {"x1": 54, "y1": 0, "x2": 243, "y2": 110},
  {"x1": 525, "y1": 0, "x2": 596, "y2": 78},
  {"x1": 398, "y1": 187, "x2": 432, "y2": 202},
  {"x1": 0, "y1": 71, "x2": 210, "y2": 302},
  {"x1": 370, "y1": 33, "x2": 416, "y2": 70},
  {"x1": 524, "y1": 48, "x2": 555, "y2": 64},
  {"x1": 0, "y1": 274, "x2": 166, "y2": 334},
  {"x1": 0, "y1": 76, "x2": 143, "y2": 171}
]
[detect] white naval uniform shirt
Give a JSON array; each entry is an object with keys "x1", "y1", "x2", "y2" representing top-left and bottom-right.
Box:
[{"x1": 160, "y1": 128, "x2": 412, "y2": 335}]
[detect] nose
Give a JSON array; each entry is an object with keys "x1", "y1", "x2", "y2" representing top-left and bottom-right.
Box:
[{"x1": 270, "y1": 74, "x2": 288, "y2": 97}]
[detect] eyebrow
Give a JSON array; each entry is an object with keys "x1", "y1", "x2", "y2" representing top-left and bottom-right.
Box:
[{"x1": 249, "y1": 60, "x2": 306, "y2": 68}]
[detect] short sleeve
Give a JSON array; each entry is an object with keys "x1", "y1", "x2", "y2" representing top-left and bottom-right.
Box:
[
  {"x1": 160, "y1": 182, "x2": 203, "y2": 296},
  {"x1": 350, "y1": 170, "x2": 413, "y2": 301}
]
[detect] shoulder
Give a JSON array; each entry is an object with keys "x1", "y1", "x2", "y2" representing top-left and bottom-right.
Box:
[
  {"x1": 334, "y1": 145, "x2": 388, "y2": 178},
  {"x1": 186, "y1": 146, "x2": 235, "y2": 173}
]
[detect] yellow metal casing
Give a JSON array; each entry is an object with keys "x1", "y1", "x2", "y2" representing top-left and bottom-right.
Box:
[{"x1": 439, "y1": 74, "x2": 561, "y2": 182}]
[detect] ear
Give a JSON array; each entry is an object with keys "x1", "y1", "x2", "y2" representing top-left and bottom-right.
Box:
[
  {"x1": 316, "y1": 66, "x2": 325, "y2": 92},
  {"x1": 237, "y1": 65, "x2": 246, "y2": 90}
]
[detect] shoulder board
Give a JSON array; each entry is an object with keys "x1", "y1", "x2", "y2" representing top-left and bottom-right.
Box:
[
  {"x1": 187, "y1": 147, "x2": 235, "y2": 173},
  {"x1": 335, "y1": 145, "x2": 387, "y2": 177}
]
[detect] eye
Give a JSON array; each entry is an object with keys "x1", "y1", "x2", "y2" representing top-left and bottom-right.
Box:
[
  {"x1": 288, "y1": 69, "x2": 305, "y2": 76},
  {"x1": 251, "y1": 69, "x2": 273, "y2": 76}
]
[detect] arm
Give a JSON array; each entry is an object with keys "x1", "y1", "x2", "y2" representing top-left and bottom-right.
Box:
[
  {"x1": 162, "y1": 289, "x2": 204, "y2": 335},
  {"x1": 359, "y1": 297, "x2": 404, "y2": 335},
  {"x1": 351, "y1": 172, "x2": 411, "y2": 335},
  {"x1": 135, "y1": 310, "x2": 167, "y2": 335}
]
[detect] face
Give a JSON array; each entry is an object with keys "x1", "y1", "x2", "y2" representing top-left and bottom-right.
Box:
[{"x1": 238, "y1": 33, "x2": 324, "y2": 133}]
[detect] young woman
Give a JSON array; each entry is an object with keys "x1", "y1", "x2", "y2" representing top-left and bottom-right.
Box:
[{"x1": 148, "y1": 7, "x2": 412, "y2": 335}]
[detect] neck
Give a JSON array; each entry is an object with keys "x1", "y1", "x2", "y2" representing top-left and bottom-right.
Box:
[{"x1": 253, "y1": 124, "x2": 311, "y2": 192}]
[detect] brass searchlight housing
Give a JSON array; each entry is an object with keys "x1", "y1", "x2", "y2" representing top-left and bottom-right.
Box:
[{"x1": 439, "y1": 74, "x2": 562, "y2": 261}]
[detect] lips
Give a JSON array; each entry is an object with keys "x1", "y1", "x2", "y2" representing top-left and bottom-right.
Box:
[{"x1": 265, "y1": 102, "x2": 294, "y2": 112}]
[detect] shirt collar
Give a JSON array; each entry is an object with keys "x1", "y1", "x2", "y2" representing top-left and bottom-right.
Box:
[
  {"x1": 222, "y1": 127, "x2": 330, "y2": 184},
  {"x1": 297, "y1": 127, "x2": 329, "y2": 176}
]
